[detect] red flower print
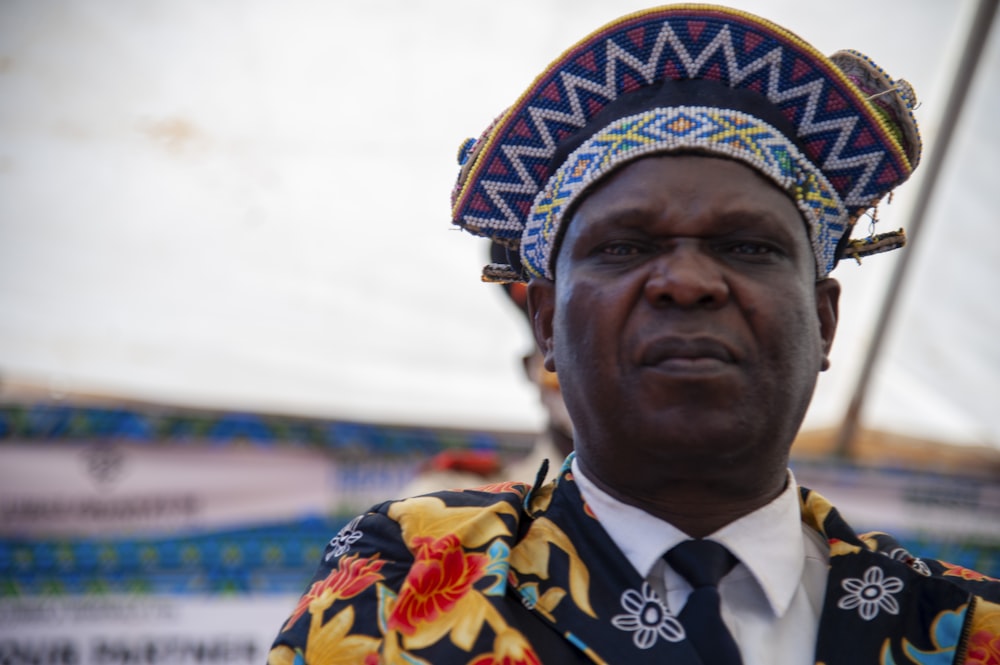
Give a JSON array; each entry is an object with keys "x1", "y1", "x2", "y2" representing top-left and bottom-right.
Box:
[
  {"x1": 282, "y1": 554, "x2": 385, "y2": 631},
  {"x1": 941, "y1": 562, "x2": 1000, "y2": 583},
  {"x1": 472, "y1": 481, "x2": 528, "y2": 497},
  {"x1": 468, "y1": 629, "x2": 542, "y2": 665},
  {"x1": 468, "y1": 649, "x2": 542, "y2": 665},
  {"x1": 966, "y1": 629, "x2": 1000, "y2": 665},
  {"x1": 387, "y1": 534, "x2": 487, "y2": 634}
]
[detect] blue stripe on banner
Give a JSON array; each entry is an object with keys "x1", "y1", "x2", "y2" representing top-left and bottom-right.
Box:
[
  {"x1": 0, "y1": 404, "x2": 532, "y2": 455},
  {"x1": 1, "y1": 517, "x2": 350, "y2": 596}
]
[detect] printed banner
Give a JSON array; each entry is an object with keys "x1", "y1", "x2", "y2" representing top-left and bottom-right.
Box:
[
  {"x1": 0, "y1": 594, "x2": 296, "y2": 665},
  {"x1": 792, "y1": 460, "x2": 1000, "y2": 541},
  {"x1": 0, "y1": 443, "x2": 338, "y2": 538}
]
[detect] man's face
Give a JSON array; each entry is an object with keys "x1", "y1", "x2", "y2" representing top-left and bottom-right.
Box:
[{"x1": 529, "y1": 155, "x2": 839, "y2": 478}]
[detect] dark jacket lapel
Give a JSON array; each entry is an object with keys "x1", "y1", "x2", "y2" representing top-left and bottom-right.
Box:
[
  {"x1": 509, "y1": 463, "x2": 703, "y2": 665},
  {"x1": 803, "y1": 487, "x2": 974, "y2": 664}
]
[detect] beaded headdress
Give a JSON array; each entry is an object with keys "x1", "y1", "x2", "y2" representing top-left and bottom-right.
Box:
[{"x1": 451, "y1": 4, "x2": 921, "y2": 280}]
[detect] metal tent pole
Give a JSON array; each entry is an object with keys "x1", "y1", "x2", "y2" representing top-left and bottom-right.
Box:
[{"x1": 832, "y1": 0, "x2": 999, "y2": 458}]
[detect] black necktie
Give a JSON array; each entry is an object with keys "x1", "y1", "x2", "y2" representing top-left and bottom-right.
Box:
[{"x1": 665, "y1": 539, "x2": 743, "y2": 665}]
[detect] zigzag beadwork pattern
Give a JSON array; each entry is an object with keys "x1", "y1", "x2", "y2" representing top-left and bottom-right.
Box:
[
  {"x1": 452, "y1": 6, "x2": 914, "y2": 259},
  {"x1": 521, "y1": 107, "x2": 847, "y2": 277}
]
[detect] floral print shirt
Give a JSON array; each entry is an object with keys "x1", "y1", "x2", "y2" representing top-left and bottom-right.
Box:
[{"x1": 269, "y1": 458, "x2": 1000, "y2": 664}]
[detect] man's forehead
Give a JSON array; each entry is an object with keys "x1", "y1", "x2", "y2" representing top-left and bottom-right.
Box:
[{"x1": 563, "y1": 155, "x2": 809, "y2": 241}]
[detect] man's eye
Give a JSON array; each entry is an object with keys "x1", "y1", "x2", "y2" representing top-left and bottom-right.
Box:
[
  {"x1": 599, "y1": 242, "x2": 644, "y2": 256},
  {"x1": 727, "y1": 242, "x2": 777, "y2": 256}
]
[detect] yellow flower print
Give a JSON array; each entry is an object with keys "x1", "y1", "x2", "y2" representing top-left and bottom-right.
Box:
[
  {"x1": 389, "y1": 495, "x2": 518, "y2": 550},
  {"x1": 466, "y1": 629, "x2": 542, "y2": 665},
  {"x1": 269, "y1": 606, "x2": 379, "y2": 665},
  {"x1": 799, "y1": 488, "x2": 835, "y2": 536},
  {"x1": 511, "y1": 517, "x2": 595, "y2": 619},
  {"x1": 967, "y1": 599, "x2": 1000, "y2": 665}
]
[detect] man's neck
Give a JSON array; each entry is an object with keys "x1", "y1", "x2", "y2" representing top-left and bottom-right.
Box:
[{"x1": 575, "y1": 454, "x2": 788, "y2": 538}]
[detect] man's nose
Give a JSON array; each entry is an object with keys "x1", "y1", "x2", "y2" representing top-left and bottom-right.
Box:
[{"x1": 642, "y1": 243, "x2": 729, "y2": 308}]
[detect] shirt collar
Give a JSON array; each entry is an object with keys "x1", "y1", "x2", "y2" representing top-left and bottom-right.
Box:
[
  {"x1": 571, "y1": 457, "x2": 689, "y2": 579},
  {"x1": 572, "y1": 458, "x2": 806, "y2": 617},
  {"x1": 711, "y1": 471, "x2": 806, "y2": 616}
]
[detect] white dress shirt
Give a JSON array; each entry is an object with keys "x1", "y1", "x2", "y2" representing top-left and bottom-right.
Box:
[{"x1": 572, "y1": 457, "x2": 830, "y2": 665}]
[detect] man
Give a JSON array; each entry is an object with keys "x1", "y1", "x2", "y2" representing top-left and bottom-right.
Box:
[{"x1": 270, "y1": 6, "x2": 1000, "y2": 664}]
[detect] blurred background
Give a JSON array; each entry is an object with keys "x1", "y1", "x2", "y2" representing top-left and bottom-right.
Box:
[{"x1": 1, "y1": 0, "x2": 998, "y2": 660}]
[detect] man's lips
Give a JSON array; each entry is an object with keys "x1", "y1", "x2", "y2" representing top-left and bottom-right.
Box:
[{"x1": 639, "y1": 337, "x2": 737, "y2": 369}]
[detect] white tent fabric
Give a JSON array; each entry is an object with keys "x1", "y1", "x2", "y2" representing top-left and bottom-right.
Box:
[{"x1": 1, "y1": 0, "x2": 997, "y2": 447}]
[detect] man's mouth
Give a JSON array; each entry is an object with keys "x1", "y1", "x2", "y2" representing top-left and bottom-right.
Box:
[{"x1": 640, "y1": 337, "x2": 736, "y2": 371}]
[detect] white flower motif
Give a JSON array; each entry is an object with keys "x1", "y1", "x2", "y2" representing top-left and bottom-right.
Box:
[
  {"x1": 611, "y1": 582, "x2": 685, "y2": 649},
  {"x1": 325, "y1": 515, "x2": 363, "y2": 560},
  {"x1": 885, "y1": 547, "x2": 931, "y2": 577},
  {"x1": 909, "y1": 558, "x2": 931, "y2": 577},
  {"x1": 837, "y1": 565, "x2": 904, "y2": 620}
]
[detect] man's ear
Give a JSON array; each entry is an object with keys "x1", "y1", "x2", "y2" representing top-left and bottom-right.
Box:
[
  {"x1": 526, "y1": 277, "x2": 557, "y2": 372},
  {"x1": 815, "y1": 277, "x2": 840, "y2": 371}
]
